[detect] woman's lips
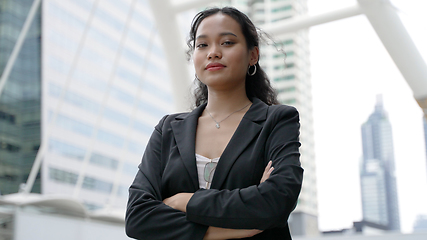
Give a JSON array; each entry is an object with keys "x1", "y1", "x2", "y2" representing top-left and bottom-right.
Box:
[{"x1": 206, "y1": 63, "x2": 225, "y2": 71}]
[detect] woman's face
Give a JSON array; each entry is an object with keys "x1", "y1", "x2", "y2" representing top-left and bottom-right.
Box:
[{"x1": 193, "y1": 13, "x2": 258, "y2": 91}]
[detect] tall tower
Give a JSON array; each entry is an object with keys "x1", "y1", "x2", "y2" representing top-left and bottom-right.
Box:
[
  {"x1": 231, "y1": 0, "x2": 317, "y2": 236},
  {"x1": 0, "y1": 0, "x2": 42, "y2": 195},
  {"x1": 360, "y1": 95, "x2": 400, "y2": 231}
]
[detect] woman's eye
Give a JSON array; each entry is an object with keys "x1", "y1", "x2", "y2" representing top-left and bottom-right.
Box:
[
  {"x1": 222, "y1": 41, "x2": 234, "y2": 46},
  {"x1": 196, "y1": 43, "x2": 207, "y2": 48}
]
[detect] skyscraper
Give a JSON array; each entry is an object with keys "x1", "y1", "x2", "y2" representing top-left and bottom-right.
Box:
[
  {"x1": 1, "y1": 0, "x2": 174, "y2": 211},
  {"x1": 0, "y1": 0, "x2": 42, "y2": 195},
  {"x1": 230, "y1": 0, "x2": 318, "y2": 236},
  {"x1": 360, "y1": 95, "x2": 400, "y2": 231}
]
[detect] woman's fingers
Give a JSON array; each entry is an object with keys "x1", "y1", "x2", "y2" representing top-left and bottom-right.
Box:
[
  {"x1": 203, "y1": 227, "x2": 262, "y2": 240},
  {"x1": 163, "y1": 193, "x2": 194, "y2": 212},
  {"x1": 260, "y1": 161, "x2": 274, "y2": 183}
]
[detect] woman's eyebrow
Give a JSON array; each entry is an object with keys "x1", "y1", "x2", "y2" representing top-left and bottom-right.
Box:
[
  {"x1": 196, "y1": 32, "x2": 238, "y2": 40},
  {"x1": 220, "y1": 32, "x2": 237, "y2": 37}
]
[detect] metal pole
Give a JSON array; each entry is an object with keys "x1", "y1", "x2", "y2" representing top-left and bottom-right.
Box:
[
  {"x1": 149, "y1": 0, "x2": 192, "y2": 111},
  {"x1": 357, "y1": 0, "x2": 427, "y2": 117},
  {"x1": 172, "y1": 0, "x2": 224, "y2": 13},
  {"x1": 264, "y1": 5, "x2": 363, "y2": 35}
]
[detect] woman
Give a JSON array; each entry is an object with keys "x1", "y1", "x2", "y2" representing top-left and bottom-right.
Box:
[{"x1": 126, "y1": 7, "x2": 303, "y2": 240}]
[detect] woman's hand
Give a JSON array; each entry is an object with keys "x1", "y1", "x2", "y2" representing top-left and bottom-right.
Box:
[
  {"x1": 163, "y1": 193, "x2": 194, "y2": 212},
  {"x1": 203, "y1": 227, "x2": 262, "y2": 240},
  {"x1": 164, "y1": 162, "x2": 271, "y2": 238},
  {"x1": 260, "y1": 161, "x2": 274, "y2": 183}
]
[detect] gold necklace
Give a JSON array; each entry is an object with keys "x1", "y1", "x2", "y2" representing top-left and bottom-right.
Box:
[{"x1": 205, "y1": 103, "x2": 251, "y2": 129}]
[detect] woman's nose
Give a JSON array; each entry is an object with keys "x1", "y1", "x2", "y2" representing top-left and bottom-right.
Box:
[{"x1": 207, "y1": 46, "x2": 222, "y2": 59}]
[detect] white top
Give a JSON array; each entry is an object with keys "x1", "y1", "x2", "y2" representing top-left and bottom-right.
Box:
[{"x1": 196, "y1": 154, "x2": 220, "y2": 189}]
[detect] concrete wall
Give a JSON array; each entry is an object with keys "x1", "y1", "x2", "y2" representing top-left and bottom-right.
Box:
[
  {"x1": 14, "y1": 210, "x2": 129, "y2": 240},
  {"x1": 294, "y1": 231, "x2": 427, "y2": 240}
]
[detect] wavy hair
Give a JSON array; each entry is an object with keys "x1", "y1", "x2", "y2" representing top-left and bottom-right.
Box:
[{"x1": 187, "y1": 7, "x2": 279, "y2": 107}]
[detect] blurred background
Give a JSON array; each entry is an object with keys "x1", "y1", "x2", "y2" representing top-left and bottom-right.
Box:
[{"x1": 0, "y1": 0, "x2": 426, "y2": 239}]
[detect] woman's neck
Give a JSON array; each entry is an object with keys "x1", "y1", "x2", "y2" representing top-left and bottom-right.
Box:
[{"x1": 205, "y1": 87, "x2": 252, "y2": 115}]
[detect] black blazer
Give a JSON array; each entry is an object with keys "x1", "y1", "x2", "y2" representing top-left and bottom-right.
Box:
[{"x1": 126, "y1": 98, "x2": 303, "y2": 240}]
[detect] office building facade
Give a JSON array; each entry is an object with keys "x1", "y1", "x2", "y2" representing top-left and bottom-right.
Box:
[
  {"x1": 360, "y1": 96, "x2": 400, "y2": 231},
  {"x1": 1, "y1": 0, "x2": 174, "y2": 211},
  {"x1": 413, "y1": 214, "x2": 427, "y2": 232},
  {"x1": 0, "y1": 0, "x2": 42, "y2": 195}
]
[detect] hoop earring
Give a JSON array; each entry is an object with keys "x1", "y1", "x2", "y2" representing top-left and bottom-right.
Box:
[{"x1": 248, "y1": 65, "x2": 256, "y2": 76}]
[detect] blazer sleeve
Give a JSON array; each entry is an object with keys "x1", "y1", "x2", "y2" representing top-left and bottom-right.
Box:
[
  {"x1": 125, "y1": 116, "x2": 208, "y2": 240},
  {"x1": 186, "y1": 106, "x2": 303, "y2": 230}
]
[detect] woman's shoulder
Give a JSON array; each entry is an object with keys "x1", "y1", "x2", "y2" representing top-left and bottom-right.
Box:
[
  {"x1": 267, "y1": 104, "x2": 299, "y2": 119},
  {"x1": 153, "y1": 111, "x2": 194, "y2": 131}
]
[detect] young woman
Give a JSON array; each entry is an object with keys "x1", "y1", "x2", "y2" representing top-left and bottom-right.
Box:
[{"x1": 126, "y1": 7, "x2": 303, "y2": 240}]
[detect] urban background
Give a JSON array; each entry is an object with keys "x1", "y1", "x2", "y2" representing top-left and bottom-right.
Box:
[{"x1": 0, "y1": 0, "x2": 426, "y2": 239}]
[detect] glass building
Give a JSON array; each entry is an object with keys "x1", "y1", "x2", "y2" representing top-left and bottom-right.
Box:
[
  {"x1": 413, "y1": 214, "x2": 427, "y2": 232},
  {"x1": 1, "y1": 0, "x2": 174, "y2": 211},
  {"x1": 360, "y1": 95, "x2": 400, "y2": 231},
  {"x1": 0, "y1": 0, "x2": 42, "y2": 195},
  {"x1": 41, "y1": 0, "x2": 174, "y2": 210}
]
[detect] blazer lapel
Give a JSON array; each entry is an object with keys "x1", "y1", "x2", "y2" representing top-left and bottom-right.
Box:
[
  {"x1": 170, "y1": 104, "x2": 206, "y2": 190},
  {"x1": 211, "y1": 98, "x2": 268, "y2": 189}
]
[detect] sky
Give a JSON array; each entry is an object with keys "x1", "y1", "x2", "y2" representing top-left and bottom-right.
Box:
[{"x1": 307, "y1": 0, "x2": 427, "y2": 233}]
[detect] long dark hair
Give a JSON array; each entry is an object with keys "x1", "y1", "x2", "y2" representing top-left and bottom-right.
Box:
[{"x1": 187, "y1": 7, "x2": 279, "y2": 107}]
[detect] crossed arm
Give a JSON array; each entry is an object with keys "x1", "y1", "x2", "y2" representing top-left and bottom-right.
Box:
[
  {"x1": 126, "y1": 107, "x2": 302, "y2": 240},
  {"x1": 163, "y1": 161, "x2": 274, "y2": 240}
]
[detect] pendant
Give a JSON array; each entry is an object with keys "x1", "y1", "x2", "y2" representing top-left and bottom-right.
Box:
[{"x1": 216, "y1": 123, "x2": 220, "y2": 129}]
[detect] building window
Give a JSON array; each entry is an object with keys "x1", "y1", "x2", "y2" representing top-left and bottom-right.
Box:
[
  {"x1": 0, "y1": 142, "x2": 21, "y2": 152},
  {"x1": 274, "y1": 51, "x2": 294, "y2": 59},
  {"x1": 96, "y1": 129, "x2": 125, "y2": 148},
  {"x1": 89, "y1": 153, "x2": 119, "y2": 170},
  {"x1": 0, "y1": 111, "x2": 16, "y2": 124},
  {"x1": 133, "y1": 121, "x2": 154, "y2": 135},
  {"x1": 49, "y1": 139, "x2": 86, "y2": 160},
  {"x1": 56, "y1": 114, "x2": 94, "y2": 137},
  {"x1": 274, "y1": 61, "x2": 296, "y2": 69},
  {"x1": 118, "y1": 185, "x2": 129, "y2": 198},
  {"x1": 274, "y1": 74, "x2": 296, "y2": 82},
  {"x1": 49, "y1": 83, "x2": 100, "y2": 113},
  {"x1": 49, "y1": 167, "x2": 78, "y2": 185},
  {"x1": 273, "y1": 53, "x2": 286, "y2": 59},
  {"x1": 272, "y1": 5, "x2": 292, "y2": 13},
  {"x1": 283, "y1": 39, "x2": 294, "y2": 45},
  {"x1": 286, "y1": 63, "x2": 295, "y2": 68},
  {"x1": 104, "y1": 107, "x2": 130, "y2": 125},
  {"x1": 123, "y1": 162, "x2": 138, "y2": 176},
  {"x1": 82, "y1": 176, "x2": 113, "y2": 193},
  {"x1": 282, "y1": 98, "x2": 297, "y2": 105},
  {"x1": 272, "y1": 16, "x2": 291, "y2": 22},
  {"x1": 278, "y1": 86, "x2": 296, "y2": 94},
  {"x1": 274, "y1": 65, "x2": 287, "y2": 71}
]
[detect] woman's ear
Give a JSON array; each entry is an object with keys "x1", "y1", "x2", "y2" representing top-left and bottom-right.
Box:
[{"x1": 249, "y1": 46, "x2": 259, "y2": 65}]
